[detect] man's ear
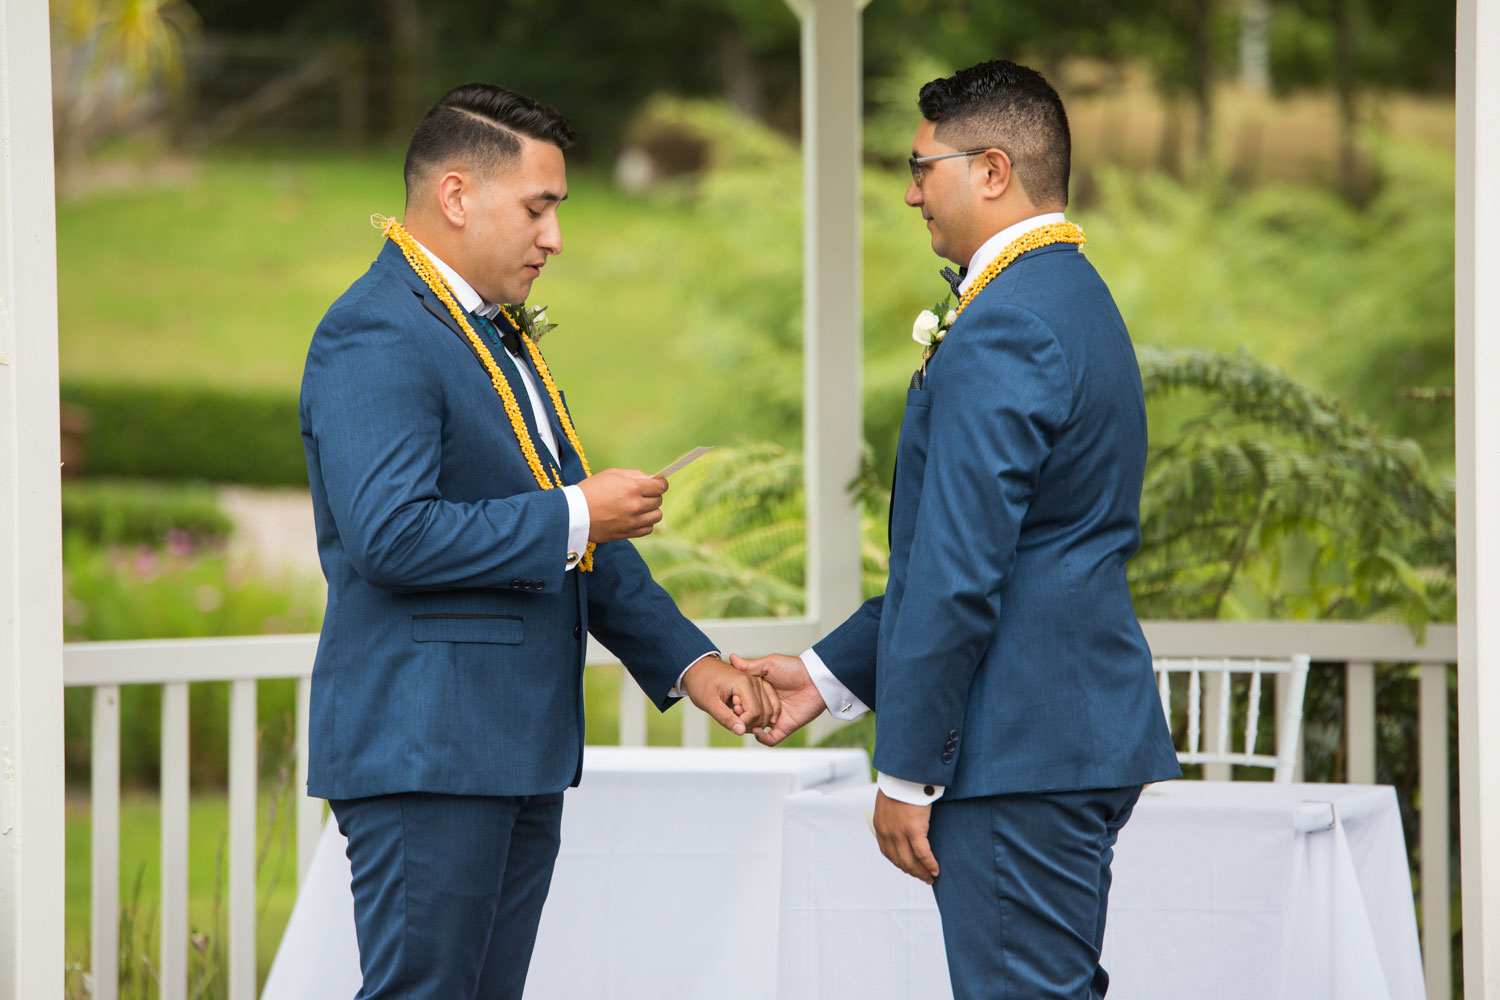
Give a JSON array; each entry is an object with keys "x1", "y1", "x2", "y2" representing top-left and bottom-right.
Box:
[
  {"x1": 976, "y1": 149, "x2": 1015, "y2": 202},
  {"x1": 436, "y1": 170, "x2": 467, "y2": 227}
]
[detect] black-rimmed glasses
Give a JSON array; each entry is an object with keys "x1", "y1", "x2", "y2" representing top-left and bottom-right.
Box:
[{"x1": 908, "y1": 149, "x2": 998, "y2": 186}]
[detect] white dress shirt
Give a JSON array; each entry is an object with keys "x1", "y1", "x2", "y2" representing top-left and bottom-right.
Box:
[
  {"x1": 414, "y1": 240, "x2": 715, "y2": 696},
  {"x1": 802, "y1": 211, "x2": 1070, "y2": 806},
  {"x1": 413, "y1": 240, "x2": 592, "y2": 570}
]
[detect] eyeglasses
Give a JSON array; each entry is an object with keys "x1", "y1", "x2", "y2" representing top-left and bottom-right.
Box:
[{"x1": 908, "y1": 148, "x2": 1003, "y2": 186}]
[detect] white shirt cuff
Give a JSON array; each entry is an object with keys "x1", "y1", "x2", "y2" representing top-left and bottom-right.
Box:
[
  {"x1": 562, "y1": 484, "x2": 590, "y2": 571},
  {"x1": 668, "y1": 652, "x2": 721, "y2": 698},
  {"x1": 878, "y1": 772, "x2": 945, "y2": 805},
  {"x1": 801, "y1": 647, "x2": 870, "y2": 720}
]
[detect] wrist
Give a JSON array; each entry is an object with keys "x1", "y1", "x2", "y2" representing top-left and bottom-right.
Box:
[{"x1": 681, "y1": 653, "x2": 719, "y2": 689}]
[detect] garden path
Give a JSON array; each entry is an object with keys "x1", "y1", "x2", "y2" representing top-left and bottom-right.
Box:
[{"x1": 218, "y1": 486, "x2": 324, "y2": 583}]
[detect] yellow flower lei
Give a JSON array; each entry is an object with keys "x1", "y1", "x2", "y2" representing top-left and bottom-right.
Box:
[
  {"x1": 922, "y1": 221, "x2": 1086, "y2": 373},
  {"x1": 955, "y1": 221, "x2": 1086, "y2": 316},
  {"x1": 373, "y1": 214, "x2": 596, "y2": 571}
]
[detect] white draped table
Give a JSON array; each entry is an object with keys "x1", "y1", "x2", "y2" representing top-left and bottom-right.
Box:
[
  {"x1": 775, "y1": 781, "x2": 1426, "y2": 1000},
  {"x1": 261, "y1": 747, "x2": 871, "y2": 1000}
]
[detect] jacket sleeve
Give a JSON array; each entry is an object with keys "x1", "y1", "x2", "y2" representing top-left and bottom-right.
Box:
[
  {"x1": 812, "y1": 595, "x2": 884, "y2": 708},
  {"x1": 584, "y1": 538, "x2": 716, "y2": 710},
  {"x1": 301, "y1": 302, "x2": 569, "y2": 594},
  {"x1": 872, "y1": 304, "x2": 1072, "y2": 786}
]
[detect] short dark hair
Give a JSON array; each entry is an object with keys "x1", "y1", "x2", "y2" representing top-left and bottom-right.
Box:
[
  {"x1": 917, "y1": 60, "x2": 1071, "y2": 207},
  {"x1": 403, "y1": 83, "x2": 577, "y2": 198}
]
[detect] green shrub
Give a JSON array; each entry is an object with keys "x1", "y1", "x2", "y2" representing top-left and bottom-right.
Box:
[
  {"x1": 62, "y1": 380, "x2": 305, "y2": 485},
  {"x1": 61, "y1": 478, "x2": 233, "y2": 547},
  {"x1": 62, "y1": 535, "x2": 323, "y2": 787}
]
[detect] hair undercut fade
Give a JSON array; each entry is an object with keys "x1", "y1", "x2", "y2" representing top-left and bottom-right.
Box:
[
  {"x1": 917, "y1": 60, "x2": 1071, "y2": 208},
  {"x1": 403, "y1": 83, "x2": 577, "y2": 199}
]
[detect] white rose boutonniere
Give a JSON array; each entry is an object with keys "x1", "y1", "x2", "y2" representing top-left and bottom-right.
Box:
[
  {"x1": 912, "y1": 309, "x2": 942, "y2": 347},
  {"x1": 912, "y1": 295, "x2": 958, "y2": 368}
]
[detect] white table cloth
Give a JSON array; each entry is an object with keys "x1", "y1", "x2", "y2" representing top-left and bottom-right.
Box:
[
  {"x1": 261, "y1": 747, "x2": 871, "y2": 1000},
  {"x1": 775, "y1": 781, "x2": 1425, "y2": 1000}
]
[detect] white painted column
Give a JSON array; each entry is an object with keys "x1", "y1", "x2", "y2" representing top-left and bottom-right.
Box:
[
  {"x1": 0, "y1": 2, "x2": 66, "y2": 999},
  {"x1": 1457, "y1": 0, "x2": 1500, "y2": 995},
  {"x1": 786, "y1": 0, "x2": 866, "y2": 634}
]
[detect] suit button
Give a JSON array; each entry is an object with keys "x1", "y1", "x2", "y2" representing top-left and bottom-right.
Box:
[
  {"x1": 923, "y1": 785, "x2": 935, "y2": 797},
  {"x1": 945, "y1": 740, "x2": 957, "y2": 752},
  {"x1": 941, "y1": 752, "x2": 954, "y2": 764},
  {"x1": 949, "y1": 729, "x2": 959, "y2": 739},
  {"x1": 511, "y1": 579, "x2": 522, "y2": 588},
  {"x1": 573, "y1": 624, "x2": 582, "y2": 640}
]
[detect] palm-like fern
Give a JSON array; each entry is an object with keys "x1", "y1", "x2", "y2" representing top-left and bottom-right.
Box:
[
  {"x1": 1134, "y1": 348, "x2": 1455, "y2": 629},
  {"x1": 641, "y1": 351, "x2": 1454, "y2": 636},
  {"x1": 636, "y1": 442, "x2": 888, "y2": 618}
]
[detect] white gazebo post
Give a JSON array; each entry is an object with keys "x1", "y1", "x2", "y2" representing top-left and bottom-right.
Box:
[
  {"x1": 0, "y1": 0, "x2": 67, "y2": 998},
  {"x1": 1457, "y1": 0, "x2": 1499, "y2": 995},
  {"x1": 785, "y1": 0, "x2": 868, "y2": 701}
]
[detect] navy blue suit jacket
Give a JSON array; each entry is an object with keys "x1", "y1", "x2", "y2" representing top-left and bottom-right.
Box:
[
  {"x1": 815, "y1": 242, "x2": 1180, "y2": 797},
  {"x1": 300, "y1": 240, "x2": 713, "y2": 800}
]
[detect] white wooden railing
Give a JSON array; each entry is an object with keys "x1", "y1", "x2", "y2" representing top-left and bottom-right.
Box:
[{"x1": 64, "y1": 620, "x2": 1459, "y2": 1000}]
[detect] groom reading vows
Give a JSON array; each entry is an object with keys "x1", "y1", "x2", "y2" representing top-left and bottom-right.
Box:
[
  {"x1": 299, "y1": 83, "x2": 778, "y2": 1000},
  {"x1": 734, "y1": 60, "x2": 1180, "y2": 999}
]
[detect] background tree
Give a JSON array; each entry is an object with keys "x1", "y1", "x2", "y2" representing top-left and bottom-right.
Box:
[{"x1": 51, "y1": 0, "x2": 200, "y2": 167}]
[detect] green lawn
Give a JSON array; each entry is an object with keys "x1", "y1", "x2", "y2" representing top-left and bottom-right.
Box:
[
  {"x1": 65, "y1": 789, "x2": 304, "y2": 993},
  {"x1": 57, "y1": 154, "x2": 737, "y2": 471},
  {"x1": 57, "y1": 140, "x2": 1457, "y2": 476}
]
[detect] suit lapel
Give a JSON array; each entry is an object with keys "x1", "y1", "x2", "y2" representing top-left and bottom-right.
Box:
[
  {"x1": 410, "y1": 285, "x2": 564, "y2": 483},
  {"x1": 495, "y1": 311, "x2": 588, "y2": 485}
]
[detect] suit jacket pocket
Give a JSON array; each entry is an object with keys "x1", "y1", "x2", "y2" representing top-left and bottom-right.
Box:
[
  {"x1": 411, "y1": 613, "x2": 525, "y2": 644},
  {"x1": 906, "y1": 387, "x2": 933, "y2": 409}
]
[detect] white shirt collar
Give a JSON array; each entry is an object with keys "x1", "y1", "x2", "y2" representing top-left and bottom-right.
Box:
[
  {"x1": 957, "y1": 211, "x2": 1069, "y2": 298},
  {"x1": 409, "y1": 237, "x2": 501, "y2": 320}
]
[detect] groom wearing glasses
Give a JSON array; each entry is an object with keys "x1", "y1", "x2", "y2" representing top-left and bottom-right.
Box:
[{"x1": 737, "y1": 60, "x2": 1180, "y2": 999}]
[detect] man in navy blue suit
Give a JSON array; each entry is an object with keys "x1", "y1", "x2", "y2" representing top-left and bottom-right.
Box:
[
  {"x1": 300, "y1": 83, "x2": 778, "y2": 1000},
  {"x1": 735, "y1": 61, "x2": 1180, "y2": 998}
]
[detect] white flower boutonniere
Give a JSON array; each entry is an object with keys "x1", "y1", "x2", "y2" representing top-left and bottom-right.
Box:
[
  {"x1": 912, "y1": 309, "x2": 942, "y2": 346},
  {"x1": 912, "y1": 295, "x2": 958, "y2": 365}
]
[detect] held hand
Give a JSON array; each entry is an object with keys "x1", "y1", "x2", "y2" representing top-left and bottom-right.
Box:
[
  {"x1": 729, "y1": 653, "x2": 827, "y2": 747},
  {"x1": 578, "y1": 469, "x2": 668, "y2": 543},
  {"x1": 680, "y1": 655, "x2": 782, "y2": 737},
  {"x1": 873, "y1": 790, "x2": 940, "y2": 885}
]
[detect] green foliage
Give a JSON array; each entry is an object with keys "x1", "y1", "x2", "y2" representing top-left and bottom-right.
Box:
[
  {"x1": 637, "y1": 442, "x2": 889, "y2": 618},
  {"x1": 1132, "y1": 348, "x2": 1455, "y2": 627},
  {"x1": 62, "y1": 478, "x2": 233, "y2": 546},
  {"x1": 1082, "y1": 144, "x2": 1455, "y2": 459},
  {"x1": 65, "y1": 789, "x2": 303, "y2": 998},
  {"x1": 62, "y1": 534, "x2": 322, "y2": 787},
  {"x1": 63, "y1": 380, "x2": 305, "y2": 485}
]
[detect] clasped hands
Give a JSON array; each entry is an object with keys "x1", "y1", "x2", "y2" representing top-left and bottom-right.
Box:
[{"x1": 581, "y1": 471, "x2": 936, "y2": 884}]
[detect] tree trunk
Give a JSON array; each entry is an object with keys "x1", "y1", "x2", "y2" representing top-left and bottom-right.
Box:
[
  {"x1": 384, "y1": 0, "x2": 427, "y2": 140},
  {"x1": 1330, "y1": 0, "x2": 1362, "y2": 202},
  {"x1": 1239, "y1": 0, "x2": 1272, "y2": 93},
  {"x1": 1191, "y1": 0, "x2": 1216, "y2": 174},
  {"x1": 717, "y1": 26, "x2": 766, "y2": 123}
]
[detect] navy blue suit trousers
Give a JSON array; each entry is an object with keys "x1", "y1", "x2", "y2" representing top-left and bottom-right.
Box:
[
  {"x1": 929, "y1": 787, "x2": 1141, "y2": 999},
  {"x1": 331, "y1": 792, "x2": 564, "y2": 1000}
]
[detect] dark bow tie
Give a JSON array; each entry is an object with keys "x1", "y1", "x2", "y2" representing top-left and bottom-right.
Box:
[
  {"x1": 471, "y1": 309, "x2": 522, "y2": 355},
  {"x1": 939, "y1": 266, "x2": 967, "y2": 297}
]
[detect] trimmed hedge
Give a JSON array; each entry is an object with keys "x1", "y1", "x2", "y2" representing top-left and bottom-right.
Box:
[
  {"x1": 61, "y1": 479, "x2": 233, "y2": 546},
  {"x1": 62, "y1": 380, "x2": 306, "y2": 485}
]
